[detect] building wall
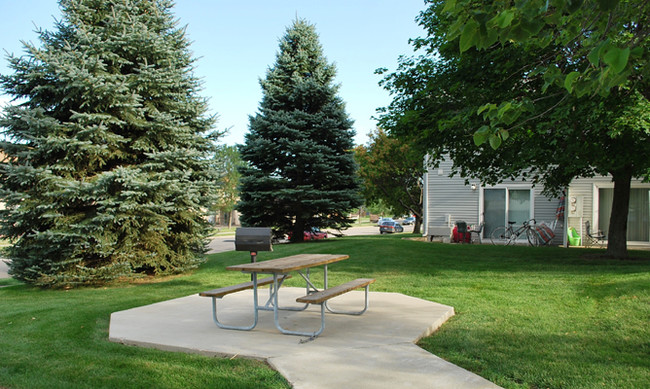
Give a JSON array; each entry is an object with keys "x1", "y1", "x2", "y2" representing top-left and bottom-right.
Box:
[
  {"x1": 424, "y1": 157, "x2": 480, "y2": 233},
  {"x1": 568, "y1": 176, "x2": 650, "y2": 243},
  {"x1": 425, "y1": 156, "x2": 649, "y2": 245},
  {"x1": 424, "y1": 156, "x2": 562, "y2": 243}
]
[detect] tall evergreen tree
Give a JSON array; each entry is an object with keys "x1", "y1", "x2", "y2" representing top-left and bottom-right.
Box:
[
  {"x1": 238, "y1": 19, "x2": 361, "y2": 242},
  {"x1": 0, "y1": 0, "x2": 219, "y2": 287}
]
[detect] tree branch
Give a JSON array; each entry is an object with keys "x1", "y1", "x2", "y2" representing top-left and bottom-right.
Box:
[{"x1": 506, "y1": 94, "x2": 569, "y2": 133}]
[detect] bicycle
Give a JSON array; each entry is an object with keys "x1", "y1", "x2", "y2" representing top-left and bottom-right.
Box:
[{"x1": 490, "y1": 219, "x2": 539, "y2": 246}]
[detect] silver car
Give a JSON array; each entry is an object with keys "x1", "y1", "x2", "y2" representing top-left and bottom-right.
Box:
[{"x1": 379, "y1": 221, "x2": 404, "y2": 234}]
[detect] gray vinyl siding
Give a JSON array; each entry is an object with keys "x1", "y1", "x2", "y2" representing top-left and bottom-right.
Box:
[
  {"x1": 532, "y1": 186, "x2": 564, "y2": 245},
  {"x1": 533, "y1": 186, "x2": 561, "y2": 226},
  {"x1": 424, "y1": 157, "x2": 480, "y2": 231},
  {"x1": 425, "y1": 155, "x2": 649, "y2": 245},
  {"x1": 566, "y1": 177, "x2": 602, "y2": 239}
]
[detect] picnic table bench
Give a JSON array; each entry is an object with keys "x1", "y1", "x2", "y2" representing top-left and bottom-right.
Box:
[
  {"x1": 296, "y1": 278, "x2": 375, "y2": 315},
  {"x1": 200, "y1": 254, "x2": 374, "y2": 337},
  {"x1": 200, "y1": 274, "x2": 291, "y2": 331},
  {"x1": 199, "y1": 275, "x2": 291, "y2": 299}
]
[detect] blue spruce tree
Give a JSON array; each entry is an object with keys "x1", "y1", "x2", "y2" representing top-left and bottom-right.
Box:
[
  {"x1": 0, "y1": 0, "x2": 220, "y2": 286},
  {"x1": 238, "y1": 20, "x2": 362, "y2": 242}
]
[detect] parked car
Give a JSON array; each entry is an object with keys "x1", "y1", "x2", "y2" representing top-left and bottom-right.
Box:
[
  {"x1": 288, "y1": 227, "x2": 328, "y2": 241},
  {"x1": 377, "y1": 217, "x2": 394, "y2": 226},
  {"x1": 379, "y1": 221, "x2": 404, "y2": 234},
  {"x1": 308, "y1": 227, "x2": 328, "y2": 240},
  {"x1": 402, "y1": 217, "x2": 415, "y2": 225}
]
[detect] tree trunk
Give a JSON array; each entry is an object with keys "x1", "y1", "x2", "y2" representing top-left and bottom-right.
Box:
[
  {"x1": 228, "y1": 211, "x2": 233, "y2": 229},
  {"x1": 291, "y1": 218, "x2": 306, "y2": 243},
  {"x1": 606, "y1": 170, "x2": 631, "y2": 258},
  {"x1": 413, "y1": 216, "x2": 422, "y2": 235},
  {"x1": 410, "y1": 185, "x2": 423, "y2": 235}
]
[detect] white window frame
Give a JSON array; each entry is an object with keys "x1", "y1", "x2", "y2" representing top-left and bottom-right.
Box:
[{"x1": 479, "y1": 184, "x2": 536, "y2": 238}]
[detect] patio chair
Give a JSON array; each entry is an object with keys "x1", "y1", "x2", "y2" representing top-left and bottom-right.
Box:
[
  {"x1": 585, "y1": 221, "x2": 606, "y2": 248},
  {"x1": 469, "y1": 222, "x2": 484, "y2": 244}
]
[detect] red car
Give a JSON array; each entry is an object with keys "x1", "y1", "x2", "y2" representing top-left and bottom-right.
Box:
[
  {"x1": 307, "y1": 227, "x2": 328, "y2": 240},
  {"x1": 288, "y1": 227, "x2": 328, "y2": 241}
]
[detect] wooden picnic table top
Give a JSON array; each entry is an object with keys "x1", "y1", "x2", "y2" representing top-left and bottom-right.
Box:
[{"x1": 226, "y1": 253, "x2": 349, "y2": 274}]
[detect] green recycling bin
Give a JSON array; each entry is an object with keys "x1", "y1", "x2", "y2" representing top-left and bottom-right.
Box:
[{"x1": 567, "y1": 227, "x2": 581, "y2": 246}]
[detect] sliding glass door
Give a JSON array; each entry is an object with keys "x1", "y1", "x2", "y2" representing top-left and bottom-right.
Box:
[
  {"x1": 598, "y1": 188, "x2": 650, "y2": 242},
  {"x1": 484, "y1": 188, "x2": 532, "y2": 237}
]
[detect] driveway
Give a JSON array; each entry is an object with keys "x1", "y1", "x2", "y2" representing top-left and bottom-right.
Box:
[
  {"x1": 206, "y1": 225, "x2": 416, "y2": 254},
  {"x1": 0, "y1": 259, "x2": 8, "y2": 279},
  {"x1": 328, "y1": 224, "x2": 415, "y2": 236},
  {"x1": 206, "y1": 235, "x2": 237, "y2": 254}
]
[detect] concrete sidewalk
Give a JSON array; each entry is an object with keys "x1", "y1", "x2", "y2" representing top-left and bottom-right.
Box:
[{"x1": 109, "y1": 287, "x2": 501, "y2": 389}]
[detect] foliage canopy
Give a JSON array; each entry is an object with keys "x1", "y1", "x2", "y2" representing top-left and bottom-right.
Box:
[
  {"x1": 378, "y1": 0, "x2": 650, "y2": 257},
  {"x1": 354, "y1": 129, "x2": 425, "y2": 233}
]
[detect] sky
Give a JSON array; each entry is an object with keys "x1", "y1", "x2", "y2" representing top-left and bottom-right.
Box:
[{"x1": 0, "y1": 0, "x2": 427, "y2": 146}]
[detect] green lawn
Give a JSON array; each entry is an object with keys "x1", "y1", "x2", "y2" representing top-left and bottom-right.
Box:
[{"x1": 1, "y1": 235, "x2": 649, "y2": 388}]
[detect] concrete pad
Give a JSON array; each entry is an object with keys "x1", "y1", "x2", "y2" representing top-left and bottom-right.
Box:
[{"x1": 109, "y1": 287, "x2": 500, "y2": 388}]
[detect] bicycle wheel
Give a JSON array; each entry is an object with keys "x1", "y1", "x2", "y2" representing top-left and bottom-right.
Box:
[
  {"x1": 526, "y1": 228, "x2": 539, "y2": 246},
  {"x1": 490, "y1": 226, "x2": 511, "y2": 245}
]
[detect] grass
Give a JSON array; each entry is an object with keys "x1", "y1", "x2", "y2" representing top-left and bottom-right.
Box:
[
  {"x1": 1, "y1": 235, "x2": 649, "y2": 388},
  {"x1": 207, "y1": 226, "x2": 238, "y2": 237}
]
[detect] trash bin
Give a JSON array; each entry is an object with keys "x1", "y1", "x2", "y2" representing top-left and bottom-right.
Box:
[{"x1": 567, "y1": 227, "x2": 581, "y2": 246}]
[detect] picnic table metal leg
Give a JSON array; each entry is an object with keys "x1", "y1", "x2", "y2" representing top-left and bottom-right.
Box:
[
  {"x1": 324, "y1": 284, "x2": 371, "y2": 315},
  {"x1": 209, "y1": 275, "x2": 259, "y2": 331},
  {"x1": 297, "y1": 268, "x2": 321, "y2": 293},
  {"x1": 322, "y1": 264, "x2": 371, "y2": 315},
  {"x1": 257, "y1": 273, "x2": 309, "y2": 312},
  {"x1": 272, "y1": 282, "x2": 326, "y2": 337}
]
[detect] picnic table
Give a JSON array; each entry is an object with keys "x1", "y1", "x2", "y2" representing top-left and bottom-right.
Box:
[{"x1": 200, "y1": 254, "x2": 375, "y2": 337}]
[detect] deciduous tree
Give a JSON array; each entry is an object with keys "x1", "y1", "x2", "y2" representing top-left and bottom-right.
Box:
[
  {"x1": 355, "y1": 129, "x2": 425, "y2": 233},
  {"x1": 213, "y1": 145, "x2": 242, "y2": 228},
  {"x1": 378, "y1": 0, "x2": 650, "y2": 257}
]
